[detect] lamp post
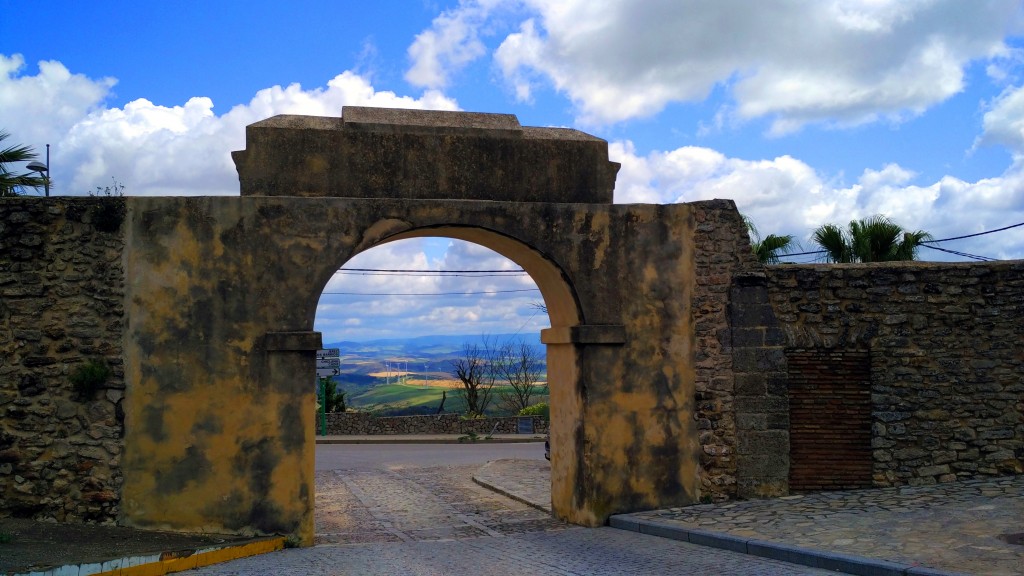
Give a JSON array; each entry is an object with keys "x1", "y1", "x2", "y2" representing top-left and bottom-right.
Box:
[{"x1": 26, "y1": 144, "x2": 49, "y2": 197}]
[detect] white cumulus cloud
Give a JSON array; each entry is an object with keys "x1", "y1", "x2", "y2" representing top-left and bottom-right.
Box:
[
  {"x1": 611, "y1": 141, "x2": 1024, "y2": 261},
  {"x1": 978, "y1": 83, "x2": 1024, "y2": 156},
  {"x1": 315, "y1": 238, "x2": 544, "y2": 342},
  {"x1": 1, "y1": 55, "x2": 458, "y2": 196},
  {"x1": 423, "y1": 0, "x2": 1024, "y2": 130}
]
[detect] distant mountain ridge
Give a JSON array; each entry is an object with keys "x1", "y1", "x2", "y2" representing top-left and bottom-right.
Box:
[
  {"x1": 324, "y1": 333, "x2": 543, "y2": 355},
  {"x1": 321, "y1": 333, "x2": 548, "y2": 417}
]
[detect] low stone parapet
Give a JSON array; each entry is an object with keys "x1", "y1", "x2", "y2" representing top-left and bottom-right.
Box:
[{"x1": 323, "y1": 413, "x2": 548, "y2": 436}]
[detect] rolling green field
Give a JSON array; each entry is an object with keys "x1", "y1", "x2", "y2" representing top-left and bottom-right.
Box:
[
  {"x1": 338, "y1": 379, "x2": 548, "y2": 416},
  {"x1": 320, "y1": 333, "x2": 549, "y2": 416}
]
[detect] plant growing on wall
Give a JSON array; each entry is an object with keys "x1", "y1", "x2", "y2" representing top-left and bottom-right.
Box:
[
  {"x1": 89, "y1": 178, "x2": 127, "y2": 232},
  {"x1": 69, "y1": 359, "x2": 112, "y2": 401},
  {"x1": 518, "y1": 402, "x2": 549, "y2": 421}
]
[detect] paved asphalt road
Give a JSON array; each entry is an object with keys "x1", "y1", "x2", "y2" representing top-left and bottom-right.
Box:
[
  {"x1": 314, "y1": 441, "x2": 547, "y2": 470},
  {"x1": 190, "y1": 444, "x2": 835, "y2": 576}
]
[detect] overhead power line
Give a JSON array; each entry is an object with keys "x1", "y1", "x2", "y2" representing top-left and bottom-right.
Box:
[
  {"x1": 922, "y1": 221, "x2": 1024, "y2": 244},
  {"x1": 336, "y1": 271, "x2": 529, "y2": 278},
  {"x1": 920, "y1": 245, "x2": 998, "y2": 262},
  {"x1": 337, "y1": 268, "x2": 526, "y2": 276},
  {"x1": 321, "y1": 288, "x2": 541, "y2": 296}
]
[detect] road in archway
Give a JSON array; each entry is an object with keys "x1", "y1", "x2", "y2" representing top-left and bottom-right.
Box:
[
  {"x1": 190, "y1": 444, "x2": 835, "y2": 575},
  {"x1": 314, "y1": 441, "x2": 546, "y2": 471}
]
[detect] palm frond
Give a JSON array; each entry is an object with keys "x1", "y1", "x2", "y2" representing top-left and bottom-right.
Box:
[
  {"x1": 812, "y1": 223, "x2": 853, "y2": 262},
  {"x1": 754, "y1": 234, "x2": 798, "y2": 264},
  {"x1": 0, "y1": 130, "x2": 46, "y2": 196}
]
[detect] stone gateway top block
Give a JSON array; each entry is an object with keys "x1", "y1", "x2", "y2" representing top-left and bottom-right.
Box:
[{"x1": 232, "y1": 106, "x2": 619, "y2": 203}]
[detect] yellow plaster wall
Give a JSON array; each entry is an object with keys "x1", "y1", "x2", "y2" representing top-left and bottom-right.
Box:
[{"x1": 120, "y1": 196, "x2": 706, "y2": 541}]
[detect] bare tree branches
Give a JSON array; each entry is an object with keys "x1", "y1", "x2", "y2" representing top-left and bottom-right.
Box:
[
  {"x1": 450, "y1": 336, "x2": 546, "y2": 416},
  {"x1": 450, "y1": 340, "x2": 496, "y2": 417},
  {"x1": 495, "y1": 340, "x2": 544, "y2": 414}
]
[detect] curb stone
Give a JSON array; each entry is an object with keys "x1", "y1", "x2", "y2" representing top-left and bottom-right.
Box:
[
  {"x1": 608, "y1": 514, "x2": 970, "y2": 576},
  {"x1": 472, "y1": 464, "x2": 551, "y2": 513},
  {"x1": 11, "y1": 537, "x2": 285, "y2": 576}
]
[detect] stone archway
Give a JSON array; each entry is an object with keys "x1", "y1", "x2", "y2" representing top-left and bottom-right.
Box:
[
  {"x1": 347, "y1": 225, "x2": 583, "y2": 525},
  {"x1": 108, "y1": 108, "x2": 761, "y2": 545}
]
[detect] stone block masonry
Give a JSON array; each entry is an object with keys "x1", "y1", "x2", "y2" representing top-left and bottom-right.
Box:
[
  {"x1": 0, "y1": 198, "x2": 126, "y2": 523},
  {"x1": 766, "y1": 262, "x2": 1024, "y2": 488}
]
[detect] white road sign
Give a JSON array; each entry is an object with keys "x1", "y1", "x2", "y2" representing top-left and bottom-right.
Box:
[
  {"x1": 317, "y1": 357, "x2": 340, "y2": 369},
  {"x1": 317, "y1": 368, "x2": 340, "y2": 378},
  {"x1": 317, "y1": 348, "x2": 340, "y2": 359}
]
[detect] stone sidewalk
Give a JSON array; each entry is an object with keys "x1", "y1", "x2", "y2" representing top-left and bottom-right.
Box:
[{"x1": 475, "y1": 461, "x2": 1024, "y2": 576}]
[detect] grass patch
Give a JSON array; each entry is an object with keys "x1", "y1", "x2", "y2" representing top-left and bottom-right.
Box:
[{"x1": 69, "y1": 359, "x2": 111, "y2": 401}]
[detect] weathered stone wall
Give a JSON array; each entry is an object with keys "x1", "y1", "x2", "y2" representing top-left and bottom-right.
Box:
[
  {"x1": 766, "y1": 262, "x2": 1024, "y2": 487},
  {"x1": 116, "y1": 194, "x2": 707, "y2": 539},
  {"x1": 689, "y1": 204, "x2": 791, "y2": 502},
  {"x1": 323, "y1": 413, "x2": 548, "y2": 436},
  {"x1": 0, "y1": 198, "x2": 126, "y2": 523},
  {"x1": 727, "y1": 270, "x2": 790, "y2": 499}
]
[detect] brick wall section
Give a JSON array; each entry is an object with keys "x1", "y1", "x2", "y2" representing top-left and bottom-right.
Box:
[
  {"x1": 0, "y1": 197, "x2": 126, "y2": 523},
  {"x1": 766, "y1": 262, "x2": 1024, "y2": 487},
  {"x1": 729, "y1": 271, "x2": 790, "y2": 498},
  {"x1": 323, "y1": 413, "x2": 548, "y2": 436},
  {"x1": 690, "y1": 200, "x2": 762, "y2": 501},
  {"x1": 787, "y1": 348, "x2": 872, "y2": 491}
]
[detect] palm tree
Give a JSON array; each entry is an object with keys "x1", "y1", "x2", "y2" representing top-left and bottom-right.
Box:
[
  {"x1": 743, "y1": 215, "x2": 798, "y2": 264},
  {"x1": 811, "y1": 215, "x2": 932, "y2": 263},
  {"x1": 0, "y1": 131, "x2": 47, "y2": 197}
]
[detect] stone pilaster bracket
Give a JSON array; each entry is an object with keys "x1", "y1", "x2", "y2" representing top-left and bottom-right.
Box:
[
  {"x1": 264, "y1": 331, "x2": 323, "y2": 351},
  {"x1": 540, "y1": 325, "x2": 625, "y2": 345}
]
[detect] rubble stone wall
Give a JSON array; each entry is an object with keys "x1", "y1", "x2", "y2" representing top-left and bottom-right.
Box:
[
  {"x1": 323, "y1": 413, "x2": 549, "y2": 436},
  {"x1": 766, "y1": 262, "x2": 1024, "y2": 487},
  {"x1": 0, "y1": 198, "x2": 126, "y2": 523}
]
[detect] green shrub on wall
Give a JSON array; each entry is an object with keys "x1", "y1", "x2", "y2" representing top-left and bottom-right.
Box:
[
  {"x1": 89, "y1": 179, "x2": 126, "y2": 232},
  {"x1": 92, "y1": 198, "x2": 126, "y2": 233},
  {"x1": 69, "y1": 359, "x2": 111, "y2": 401},
  {"x1": 519, "y1": 402, "x2": 549, "y2": 421}
]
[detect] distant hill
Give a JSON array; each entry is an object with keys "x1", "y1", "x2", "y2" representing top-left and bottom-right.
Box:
[
  {"x1": 321, "y1": 333, "x2": 548, "y2": 417},
  {"x1": 325, "y1": 333, "x2": 543, "y2": 357}
]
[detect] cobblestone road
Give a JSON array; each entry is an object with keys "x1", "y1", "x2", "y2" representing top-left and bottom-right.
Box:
[
  {"x1": 314, "y1": 465, "x2": 569, "y2": 544},
  {"x1": 190, "y1": 526, "x2": 837, "y2": 575},
  {"x1": 189, "y1": 458, "x2": 834, "y2": 575},
  {"x1": 628, "y1": 475, "x2": 1024, "y2": 576}
]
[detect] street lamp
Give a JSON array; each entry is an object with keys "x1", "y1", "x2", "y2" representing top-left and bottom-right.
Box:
[{"x1": 26, "y1": 144, "x2": 49, "y2": 197}]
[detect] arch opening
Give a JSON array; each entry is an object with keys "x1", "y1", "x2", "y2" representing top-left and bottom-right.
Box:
[{"x1": 309, "y1": 225, "x2": 584, "y2": 529}]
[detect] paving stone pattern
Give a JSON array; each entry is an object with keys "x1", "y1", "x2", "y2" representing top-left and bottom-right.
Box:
[
  {"x1": 630, "y1": 475, "x2": 1024, "y2": 576},
  {"x1": 313, "y1": 464, "x2": 568, "y2": 545},
  {"x1": 473, "y1": 458, "x2": 552, "y2": 512},
  {"x1": 190, "y1": 527, "x2": 836, "y2": 576},
  {"x1": 193, "y1": 462, "x2": 832, "y2": 576}
]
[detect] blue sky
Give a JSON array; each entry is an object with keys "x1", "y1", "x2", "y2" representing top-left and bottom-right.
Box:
[{"x1": 3, "y1": 1, "x2": 1024, "y2": 340}]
